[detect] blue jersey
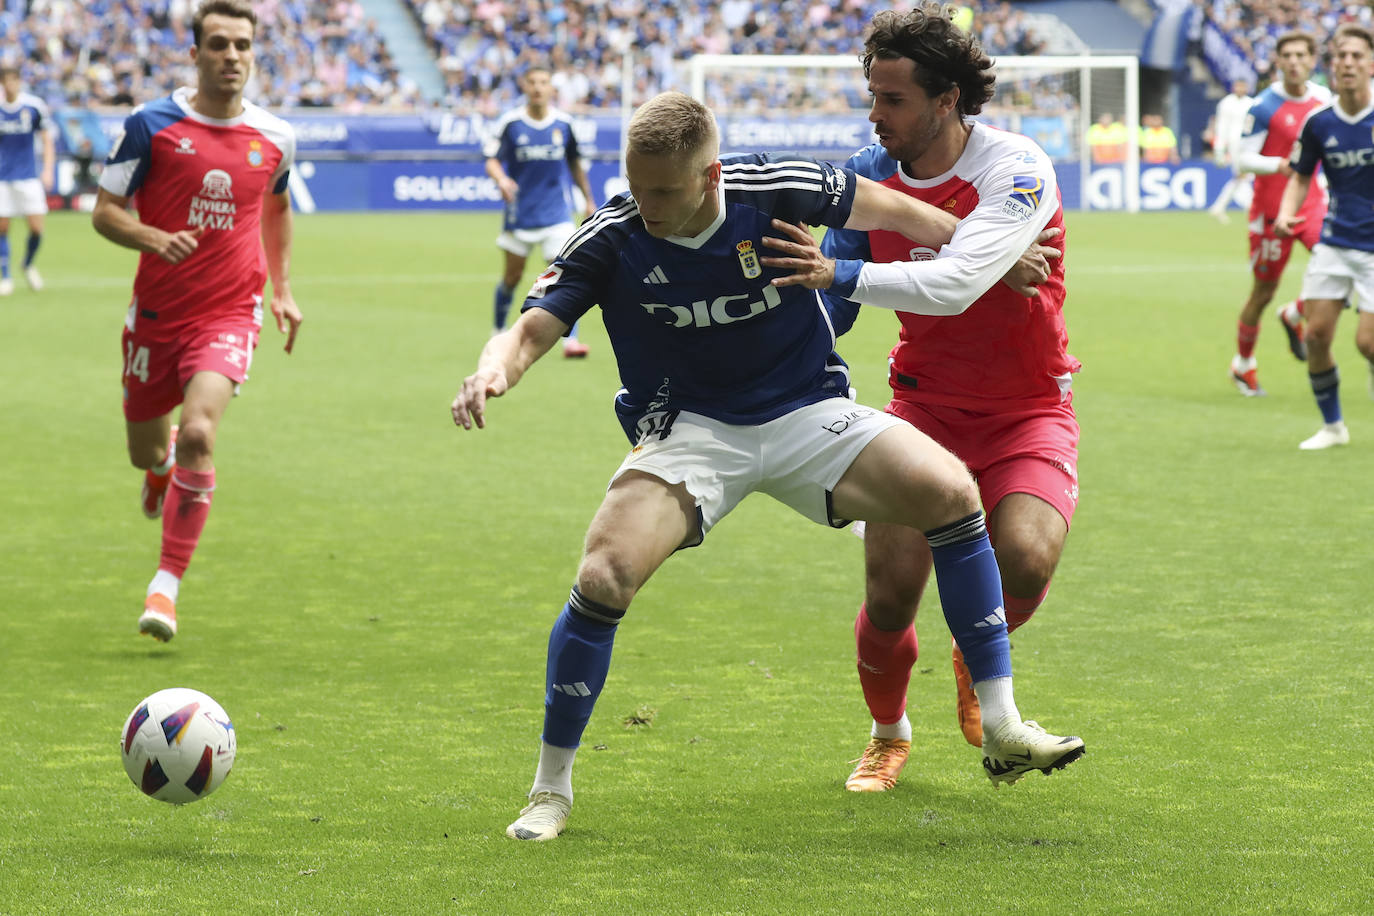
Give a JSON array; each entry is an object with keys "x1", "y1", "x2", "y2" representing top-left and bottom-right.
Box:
[
  {"x1": 1291, "y1": 100, "x2": 1374, "y2": 253},
  {"x1": 0, "y1": 92, "x2": 50, "y2": 182},
  {"x1": 523, "y1": 153, "x2": 859, "y2": 424},
  {"x1": 483, "y1": 107, "x2": 583, "y2": 231}
]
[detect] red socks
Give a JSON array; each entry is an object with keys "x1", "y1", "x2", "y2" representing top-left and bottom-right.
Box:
[
  {"x1": 1237, "y1": 321, "x2": 1259, "y2": 359},
  {"x1": 1004, "y1": 584, "x2": 1049, "y2": 633},
  {"x1": 854, "y1": 605, "x2": 919, "y2": 725},
  {"x1": 159, "y1": 467, "x2": 215, "y2": 577}
]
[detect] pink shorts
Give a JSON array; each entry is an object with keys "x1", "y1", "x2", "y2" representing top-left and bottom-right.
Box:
[
  {"x1": 121, "y1": 322, "x2": 258, "y2": 423},
  {"x1": 885, "y1": 397, "x2": 1080, "y2": 526}
]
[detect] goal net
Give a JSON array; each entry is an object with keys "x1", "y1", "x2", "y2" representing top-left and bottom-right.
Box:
[{"x1": 675, "y1": 53, "x2": 1140, "y2": 212}]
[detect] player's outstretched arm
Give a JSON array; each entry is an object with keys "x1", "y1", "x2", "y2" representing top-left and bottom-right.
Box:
[
  {"x1": 843, "y1": 175, "x2": 958, "y2": 246},
  {"x1": 1274, "y1": 172, "x2": 1312, "y2": 238},
  {"x1": 261, "y1": 189, "x2": 301, "y2": 353},
  {"x1": 452, "y1": 307, "x2": 566, "y2": 430},
  {"x1": 92, "y1": 188, "x2": 204, "y2": 264}
]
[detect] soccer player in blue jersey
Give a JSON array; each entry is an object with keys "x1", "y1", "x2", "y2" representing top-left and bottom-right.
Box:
[
  {"x1": 452, "y1": 91, "x2": 1084, "y2": 842},
  {"x1": 0, "y1": 66, "x2": 55, "y2": 296},
  {"x1": 484, "y1": 65, "x2": 596, "y2": 357},
  {"x1": 1276, "y1": 23, "x2": 1374, "y2": 450}
]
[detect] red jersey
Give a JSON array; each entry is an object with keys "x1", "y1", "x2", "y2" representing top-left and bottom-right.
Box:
[
  {"x1": 100, "y1": 87, "x2": 295, "y2": 342},
  {"x1": 1238, "y1": 81, "x2": 1329, "y2": 221},
  {"x1": 828, "y1": 124, "x2": 1077, "y2": 410}
]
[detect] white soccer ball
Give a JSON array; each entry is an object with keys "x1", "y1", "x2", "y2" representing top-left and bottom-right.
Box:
[{"x1": 120, "y1": 688, "x2": 236, "y2": 804}]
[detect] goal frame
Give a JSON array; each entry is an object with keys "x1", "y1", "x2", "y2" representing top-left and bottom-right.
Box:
[{"x1": 685, "y1": 53, "x2": 1141, "y2": 212}]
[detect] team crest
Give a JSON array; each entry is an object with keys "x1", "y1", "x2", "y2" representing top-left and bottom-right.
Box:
[
  {"x1": 551, "y1": 128, "x2": 563, "y2": 145},
  {"x1": 247, "y1": 140, "x2": 264, "y2": 168},
  {"x1": 943, "y1": 197, "x2": 959, "y2": 210},
  {"x1": 1002, "y1": 175, "x2": 1042, "y2": 221},
  {"x1": 736, "y1": 240, "x2": 761, "y2": 279}
]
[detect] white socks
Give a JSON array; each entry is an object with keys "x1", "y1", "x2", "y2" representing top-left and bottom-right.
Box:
[
  {"x1": 147, "y1": 569, "x2": 181, "y2": 601},
  {"x1": 972, "y1": 676, "x2": 1020, "y2": 737},
  {"x1": 531, "y1": 741, "x2": 577, "y2": 802},
  {"x1": 872, "y1": 713, "x2": 912, "y2": 742}
]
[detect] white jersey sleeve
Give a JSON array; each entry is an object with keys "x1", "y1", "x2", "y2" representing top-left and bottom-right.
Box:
[{"x1": 852, "y1": 134, "x2": 1058, "y2": 316}]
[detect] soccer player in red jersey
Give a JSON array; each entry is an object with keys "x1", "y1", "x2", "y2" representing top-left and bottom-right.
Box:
[
  {"x1": 1229, "y1": 31, "x2": 1330, "y2": 396},
  {"x1": 92, "y1": 0, "x2": 300, "y2": 642},
  {"x1": 817, "y1": 4, "x2": 1079, "y2": 790}
]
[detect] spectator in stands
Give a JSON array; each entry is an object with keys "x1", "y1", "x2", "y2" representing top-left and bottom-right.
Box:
[
  {"x1": 1088, "y1": 111, "x2": 1129, "y2": 164},
  {"x1": 1139, "y1": 113, "x2": 1181, "y2": 164}
]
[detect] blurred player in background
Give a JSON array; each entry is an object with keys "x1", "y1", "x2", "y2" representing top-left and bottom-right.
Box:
[
  {"x1": 484, "y1": 64, "x2": 596, "y2": 357},
  {"x1": 820, "y1": 3, "x2": 1080, "y2": 792},
  {"x1": 453, "y1": 91, "x2": 1083, "y2": 842},
  {"x1": 1229, "y1": 32, "x2": 1330, "y2": 396},
  {"x1": 1276, "y1": 24, "x2": 1374, "y2": 450},
  {"x1": 1207, "y1": 78, "x2": 1254, "y2": 223},
  {"x1": 0, "y1": 65, "x2": 55, "y2": 295},
  {"x1": 91, "y1": 0, "x2": 300, "y2": 641}
]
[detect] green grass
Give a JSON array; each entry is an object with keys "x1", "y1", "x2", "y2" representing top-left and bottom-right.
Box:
[{"x1": 1, "y1": 210, "x2": 1371, "y2": 914}]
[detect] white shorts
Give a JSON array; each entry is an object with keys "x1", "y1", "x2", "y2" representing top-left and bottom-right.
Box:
[
  {"x1": 611, "y1": 398, "x2": 904, "y2": 546},
  {"x1": 496, "y1": 222, "x2": 576, "y2": 261},
  {"x1": 0, "y1": 179, "x2": 47, "y2": 217},
  {"x1": 1301, "y1": 243, "x2": 1374, "y2": 311}
]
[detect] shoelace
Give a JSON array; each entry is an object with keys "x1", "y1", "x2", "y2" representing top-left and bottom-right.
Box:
[
  {"x1": 518, "y1": 791, "x2": 570, "y2": 826},
  {"x1": 850, "y1": 739, "x2": 904, "y2": 773}
]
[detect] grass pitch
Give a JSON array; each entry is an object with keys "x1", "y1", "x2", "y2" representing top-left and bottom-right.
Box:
[{"x1": 0, "y1": 209, "x2": 1370, "y2": 914}]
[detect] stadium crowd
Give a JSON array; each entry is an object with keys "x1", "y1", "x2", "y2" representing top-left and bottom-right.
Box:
[
  {"x1": 0, "y1": 0, "x2": 420, "y2": 110},
  {"x1": 409, "y1": 0, "x2": 1067, "y2": 113},
  {"x1": 0, "y1": 0, "x2": 1065, "y2": 113},
  {"x1": 1205, "y1": 0, "x2": 1372, "y2": 79}
]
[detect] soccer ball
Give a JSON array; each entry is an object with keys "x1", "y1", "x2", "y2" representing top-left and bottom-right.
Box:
[{"x1": 120, "y1": 688, "x2": 236, "y2": 804}]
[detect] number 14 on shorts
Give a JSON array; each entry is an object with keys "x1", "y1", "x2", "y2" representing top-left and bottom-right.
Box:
[{"x1": 125, "y1": 340, "x2": 151, "y2": 384}]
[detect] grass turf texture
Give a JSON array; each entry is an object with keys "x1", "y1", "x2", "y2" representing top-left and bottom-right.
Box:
[{"x1": 1, "y1": 210, "x2": 1371, "y2": 914}]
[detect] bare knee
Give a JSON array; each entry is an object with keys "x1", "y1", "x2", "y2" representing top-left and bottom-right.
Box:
[
  {"x1": 127, "y1": 440, "x2": 161, "y2": 471},
  {"x1": 1355, "y1": 327, "x2": 1374, "y2": 363},
  {"x1": 175, "y1": 417, "x2": 216, "y2": 466},
  {"x1": 864, "y1": 571, "x2": 925, "y2": 628},
  {"x1": 996, "y1": 537, "x2": 1060, "y2": 600},
  {"x1": 576, "y1": 550, "x2": 641, "y2": 610}
]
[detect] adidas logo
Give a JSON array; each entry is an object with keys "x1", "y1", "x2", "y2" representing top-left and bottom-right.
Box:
[
  {"x1": 552, "y1": 681, "x2": 591, "y2": 697},
  {"x1": 1326, "y1": 135, "x2": 1339, "y2": 147},
  {"x1": 642, "y1": 265, "x2": 668, "y2": 284},
  {"x1": 972, "y1": 607, "x2": 1007, "y2": 629}
]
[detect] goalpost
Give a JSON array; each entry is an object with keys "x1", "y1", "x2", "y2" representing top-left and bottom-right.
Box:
[{"x1": 680, "y1": 53, "x2": 1141, "y2": 212}]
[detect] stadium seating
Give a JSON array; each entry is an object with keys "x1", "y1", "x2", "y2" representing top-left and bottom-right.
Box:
[
  {"x1": 2, "y1": 0, "x2": 418, "y2": 110},
  {"x1": 1202, "y1": 0, "x2": 1372, "y2": 81}
]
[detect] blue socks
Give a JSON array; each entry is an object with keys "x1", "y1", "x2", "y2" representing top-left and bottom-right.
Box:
[
  {"x1": 926, "y1": 512, "x2": 1012, "y2": 683},
  {"x1": 541, "y1": 586, "x2": 625, "y2": 749},
  {"x1": 493, "y1": 283, "x2": 514, "y2": 330},
  {"x1": 1310, "y1": 367, "x2": 1342, "y2": 425},
  {"x1": 0, "y1": 236, "x2": 9, "y2": 278}
]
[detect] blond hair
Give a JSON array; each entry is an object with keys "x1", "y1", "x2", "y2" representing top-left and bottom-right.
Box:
[{"x1": 626, "y1": 92, "x2": 719, "y2": 167}]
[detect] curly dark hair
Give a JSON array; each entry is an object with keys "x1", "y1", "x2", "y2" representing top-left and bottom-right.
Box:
[{"x1": 862, "y1": 3, "x2": 995, "y2": 117}]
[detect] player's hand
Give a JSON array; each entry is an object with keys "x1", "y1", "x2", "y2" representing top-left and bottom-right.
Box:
[
  {"x1": 271, "y1": 290, "x2": 303, "y2": 353},
  {"x1": 761, "y1": 219, "x2": 835, "y2": 289},
  {"x1": 1274, "y1": 214, "x2": 1303, "y2": 238},
  {"x1": 1001, "y1": 227, "x2": 1062, "y2": 296},
  {"x1": 498, "y1": 176, "x2": 518, "y2": 204},
  {"x1": 152, "y1": 226, "x2": 205, "y2": 264},
  {"x1": 452, "y1": 367, "x2": 509, "y2": 430}
]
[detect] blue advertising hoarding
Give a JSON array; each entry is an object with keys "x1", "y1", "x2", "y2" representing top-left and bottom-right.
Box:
[{"x1": 89, "y1": 111, "x2": 1241, "y2": 213}]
